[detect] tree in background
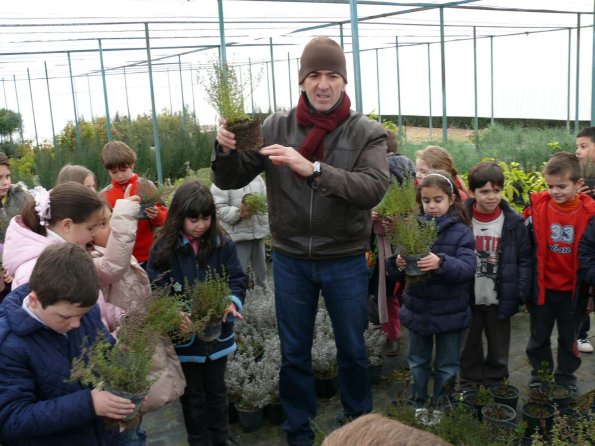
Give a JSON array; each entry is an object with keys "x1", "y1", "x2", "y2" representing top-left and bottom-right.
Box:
[{"x1": 0, "y1": 109, "x2": 22, "y2": 144}]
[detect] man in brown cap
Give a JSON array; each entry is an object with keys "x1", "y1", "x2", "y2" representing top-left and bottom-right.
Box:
[{"x1": 213, "y1": 36, "x2": 389, "y2": 446}]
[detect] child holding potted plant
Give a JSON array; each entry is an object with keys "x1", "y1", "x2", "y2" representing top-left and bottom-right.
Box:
[
  {"x1": 386, "y1": 171, "x2": 476, "y2": 409},
  {"x1": 147, "y1": 180, "x2": 246, "y2": 446},
  {"x1": 0, "y1": 244, "x2": 135, "y2": 445},
  {"x1": 101, "y1": 141, "x2": 168, "y2": 268}
]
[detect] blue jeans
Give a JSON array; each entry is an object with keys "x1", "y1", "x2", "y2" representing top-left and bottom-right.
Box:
[
  {"x1": 120, "y1": 424, "x2": 147, "y2": 446},
  {"x1": 273, "y1": 252, "x2": 372, "y2": 446},
  {"x1": 408, "y1": 330, "x2": 463, "y2": 407}
]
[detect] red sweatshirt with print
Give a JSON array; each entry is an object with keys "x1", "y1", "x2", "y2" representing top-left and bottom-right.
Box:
[{"x1": 101, "y1": 173, "x2": 167, "y2": 262}]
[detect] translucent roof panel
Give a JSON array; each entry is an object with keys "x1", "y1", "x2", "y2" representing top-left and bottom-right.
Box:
[{"x1": 1, "y1": 0, "x2": 594, "y2": 141}]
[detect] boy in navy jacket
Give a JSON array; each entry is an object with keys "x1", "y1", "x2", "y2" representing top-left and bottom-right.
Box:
[
  {"x1": 0, "y1": 244, "x2": 134, "y2": 446},
  {"x1": 460, "y1": 162, "x2": 532, "y2": 390}
]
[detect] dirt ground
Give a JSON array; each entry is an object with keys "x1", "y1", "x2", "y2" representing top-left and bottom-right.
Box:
[{"x1": 402, "y1": 126, "x2": 475, "y2": 142}]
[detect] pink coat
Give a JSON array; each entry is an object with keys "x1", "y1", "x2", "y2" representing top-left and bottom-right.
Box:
[
  {"x1": 2, "y1": 215, "x2": 124, "y2": 330},
  {"x1": 88, "y1": 199, "x2": 151, "y2": 312},
  {"x1": 3, "y1": 216, "x2": 60, "y2": 289}
]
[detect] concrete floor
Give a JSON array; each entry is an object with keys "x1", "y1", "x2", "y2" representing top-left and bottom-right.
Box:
[{"x1": 144, "y1": 311, "x2": 595, "y2": 446}]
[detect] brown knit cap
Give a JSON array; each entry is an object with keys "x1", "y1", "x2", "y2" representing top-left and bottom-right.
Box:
[{"x1": 298, "y1": 37, "x2": 347, "y2": 84}]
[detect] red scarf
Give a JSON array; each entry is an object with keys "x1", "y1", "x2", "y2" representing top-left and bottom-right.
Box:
[{"x1": 296, "y1": 92, "x2": 351, "y2": 162}]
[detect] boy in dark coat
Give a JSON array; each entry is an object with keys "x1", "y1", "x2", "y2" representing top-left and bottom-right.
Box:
[
  {"x1": 459, "y1": 162, "x2": 532, "y2": 390},
  {"x1": 0, "y1": 244, "x2": 134, "y2": 446}
]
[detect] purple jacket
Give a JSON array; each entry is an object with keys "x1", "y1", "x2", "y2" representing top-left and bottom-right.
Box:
[{"x1": 387, "y1": 214, "x2": 476, "y2": 335}]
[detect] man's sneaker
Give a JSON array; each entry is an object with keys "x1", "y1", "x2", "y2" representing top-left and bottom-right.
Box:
[
  {"x1": 567, "y1": 384, "x2": 579, "y2": 403},
  {"x1": 578, "y1": 338, "x2": 594, "y2": 353}
]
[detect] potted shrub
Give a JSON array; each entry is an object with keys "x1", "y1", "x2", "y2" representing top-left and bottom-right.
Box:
[
  {"x1": 176, "y1": 268, "x2": 232, "y2": 342},
  {"x1": 388, "y1": 215, "x2": 438, "y2": 278},
  {"x1": 241, "y1": 193, "x2": 267, "y2": 215},
  {"x1": 481, "y1": 402, "x2": 516, "y2": 426},
  {"x1": 261, "y1": 334, "x2": 284, "y2": 425},
  {"x1": 489, "y1": 379, "x2": 521, "y2": 411},
  {"x1": 201, "y1": 61, "x2": 263, "y2": 152},
  {"x1": 462, "y1": 386, "x2": 494, "y2": 421},
  {"x1": 521, "y1": 401, "x2": 555, "y2": 438},
  {"x1": 70, "y1": 294, "x2": 183, "y2": 421},
  {"x1": 231, "y1": 350, "x2": 273, "y2": 432},
  {"x1": 364, "y1": 326, "x2": 385, "y2": 385},
  {"x1": 375, "y1": 177, "x2": 417, "y2": 235},
  {"x1": 312, "y1": 306, "x2": 338, "y2": 398},
  {"x1": 539, "y1": 382, "x2": 571, "y2": 409},
  {"x1": 376, "y1": 177, "x2": 417, "y2": 219},
  {"x1": 135, "y1": 179, "x2": 173, "y2": 220}
]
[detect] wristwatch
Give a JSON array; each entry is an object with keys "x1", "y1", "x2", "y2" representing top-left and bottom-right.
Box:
[{"x1": 308, "y1": 161, "x2": 322, "y2": 181}]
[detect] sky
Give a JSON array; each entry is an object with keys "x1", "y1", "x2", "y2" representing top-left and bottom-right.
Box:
[{"x1": 1, "y1": 0, "x2": 595, "y2": 143}]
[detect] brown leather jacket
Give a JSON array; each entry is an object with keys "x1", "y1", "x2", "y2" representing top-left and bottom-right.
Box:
[{"x1": 212, "y1": 108, "x2": 389, "y2": 259}]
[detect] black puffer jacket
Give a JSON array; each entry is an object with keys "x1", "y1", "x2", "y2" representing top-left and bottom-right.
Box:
[
  {"x1": 386, "y1": 213, "x2": 476, "y2": 336},
  {"x1": 465, "y1": 199, "x2": 533, "y2": 319}
]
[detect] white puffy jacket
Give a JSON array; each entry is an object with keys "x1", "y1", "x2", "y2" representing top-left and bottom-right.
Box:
[{"x1": 210, "y1": 175, "x2": 270, "y2": 242}]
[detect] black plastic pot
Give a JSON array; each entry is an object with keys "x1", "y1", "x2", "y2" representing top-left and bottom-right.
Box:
[
  {"x1": 521, "y1": 402, "x2": 555, "y2": 438},
  {"x1": 368, "y1": 364, "x2": 383, "y2": 385},
  {"x1": 489, "y1": 383, "x2": 520, "y2": 411},
  {"x1": 402, "y1": 254, "x2": 427, "y2": 277},
  {"x1": 105, "y1": 385, "x2": 147, "y2": 422},
  {"x1": 236, "y1": 406, "x2": 264, "y2": 432},
  {"x1": 314, "y1": 375, "x2": 338, "y2": 399},
  {"x1": 264, "y1": 402, "x2": 285, "y2": 425},
  {"x1": 197, "y1": 321, "x2": 222, "y2": 342},
  {"x1": 539, "y1": 382, "x2": 571, "y2": 409},
  {"x1": 462, "y1": 390, "x2": 493, "y2": 421},
  {"x1": 481, "y1": 403, "x2": 516, "y2": 425}
]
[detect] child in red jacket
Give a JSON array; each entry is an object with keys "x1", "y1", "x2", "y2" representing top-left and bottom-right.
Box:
[
  {"x1": 524, "y1": 152, "x2": 595, "y2": 396},
  {"x1": 100, "y1": 141, "x2": 167, "y2": 266}
]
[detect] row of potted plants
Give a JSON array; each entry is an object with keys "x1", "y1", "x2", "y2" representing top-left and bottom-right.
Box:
[
  {"x1": 384, "y1": 370, "x2": 592, "y2": 446},
  {"x1": 226, "y1": 286, "x2": 390, "y2": 433}
]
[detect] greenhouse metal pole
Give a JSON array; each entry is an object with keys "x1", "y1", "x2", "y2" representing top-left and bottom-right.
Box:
[
  {"x1": 287, "y1": 53, "x2": 293, "y2": 108},
  {"x1": 269, "y1": 38, "x2": 277, "y2": 112},
  {"x1": 266, "y1": 62, "x2": 272, "y2": 113},
  {"x1": 26, "y1": 68, "x2": 39, "y2": 150},
  {"x1": 13, "y1": 75, "x2": 24, "y2": 143},
  {"x1": 249, "y1": 58, "x2": 255, "y2": 115},
  {"x1": 340, "y1": 23, "x2": 344, "y2": 49},
  {"x1": 439, "y1": 7, "x2": 448, "y2": 143},
  {"x1": 427, "y1": 43, "x2": 433, "y2": 140},
  {"x1": 575, "y1": 14, "x2": 581, "y2": 134},
  {"x1": 395, "y1": 36, "x2": 403, "y2": 140},
  {"x1": 190, "y1": 67, "x2": 197, "y2": 123},
  {"x1": 2, "y1": 79, "x2": 6, "y2": 109},
  {"x1": 349, "y1": 0, "x2": 363, "y2": 113},
  {"x1": 98, "y1": 39, "x2": 112, "y2": 142},
  {"x1": 490, "y1": 36, "x2": 494, "y2": 126},
  {"x1": 591, "y1": 2, "x2": 595, "y2": 125},
  {"x1": 178, "y1": 56, "x2": 187, "y2": 133},
  {"x1": 375, "y1": 49, "x2": 381, "y2": 122},
  {"x1": 567, "y1": 29, "x2": 572, "y2": 132},
  {"x1": 123, "y1": 67, "x2": 131, "y2": 122},
  {"x1": 473, "y1": 27, "x2": 479, "y2": 147},
  {"x1": 145, "y1": 23, "x2": 163, "y2": 184},
  {"x1": 217, "y1": 0, "x2": 227, "y2": 65},
  {"x1": 167, "y1": 69, "x2": 173, "y2": 115},
  {"x1": 67, "y1": 52, "x2": 82, "y2": 150},
  {"x1": 87, "y1": 74, "x2": 94, "y2": 123},
  {"x1": 44, "y1": 61, "x2": 56, "y2": 147}
]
